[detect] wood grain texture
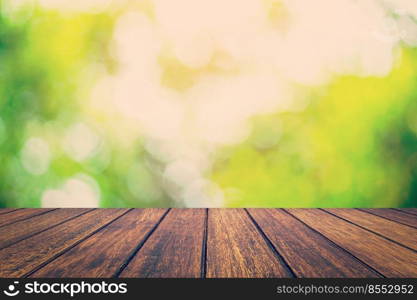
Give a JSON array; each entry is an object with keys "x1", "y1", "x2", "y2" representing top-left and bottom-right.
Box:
[
  {"x1": 0, "y1": 208, "x2": 416, "y2": 278},
  {"x1": 325, "y1": 209, "x2": 417, "y2": 251},
  {"x1": 0, "y1": 209, "x2": 56, "y2": 227},
  {"x1": 0, "y1": 209, "x2": 127, "y2": 277},
  {"x1": 396, "y1": 208, "x2": 417, "y2": 216},
  {"x1": 287, "y1": 209, "x2": 417, "y2": 277},
  {"x1": 207, "y1": 209, "x2": 291, "y2": 278},
  {"x1": 360, "y1": 209, "x2": 417, "y2": 228},
  {"x1": 119, "y1": 209, "x2": 205, "y2": 278},
  {"x1": 247, "y1": 209, "x2": 379, "y2": 278},
  {"x1": 31, "y1": 209, "x2": 168, "y2": 278},
  {"x1": 0, "y1": 209, "x2": 20, "y2": 215},
  {"x1": 0, "y1": 208, "x2": 92, "y2": 250}
]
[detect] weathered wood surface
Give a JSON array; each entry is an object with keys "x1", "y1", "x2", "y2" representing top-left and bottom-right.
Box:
[
  {"x1": 360, "y1": 209, "x2": 417, "y2": 228},
  {"x1": 0, "y1": 209, "x2": 128, "y2": 277},
  {"x1": 0, "y1": 208, "x2": 416, "y2": 278},
  {"x1": 324, "y1": 209, "x2": 417, "y2": 251},
  {"x1": 247, "y1": 209, "x2": 380, "y2": 278},
  {"x1": 119, "y1": 209, "x2": 205, "y2": 278},
  {"x1": 0, "y1": 208, "x2": 92, "y2": 250},
  {"x1": 287, "y1": 209, "x2": 417, "y2": 277},
  {"x1": 0, "y1": 208, "x2": 21, "y2": 215},
  {"x1": 207, "y1": 209, "x2": 292, "y2": 278},
  {"x1": 31, "y1": 209, "x2": 168, "y2": 278},
  {"x1": 397, "y1": 208, "x2": 417, "y2": 216},
  {"x1": 0, "y1": 208, "x2": 56, "y2": 227}
]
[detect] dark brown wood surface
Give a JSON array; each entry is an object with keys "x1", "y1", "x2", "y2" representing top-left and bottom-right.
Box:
[
  {"x1": 31, "y1": 209, "x2": 168, "y2": 278},
  {"x1": 0, "y1": 208, "x2": 92, "y2": 250},
  {"x1": 119, "y1": 209, "x2": 205, "y2": 278},
  {"x1": 207, "y1": 209, "x2": 291, "y2": 278},
  {"x1": 287, "y1": 209, "x2": 417, "y2": 277},
  {"x1": 324, "y1": 209, "x2": 417, "y2": 251},
  {"x1": 0, "y1": 208, "x2": 56, "y2": 227},
  {"x1": 397, "y1": 208, "x2": 417, "y2": 216},
  {"x1": 0, "y1": 209, "x2": 128, "y2": 277},
  {"x1": 0, "y1": 208, "x2": 21, "y2": 215},
  {"x1": 360, "y1": 209, "x2": 417, "y2": 228},
  {"x1": 0, "y1": 208, "x2": 416, "y2": 278},
  {"x1": 247, "y1": 209, "x2": 380, "y2": 278}
]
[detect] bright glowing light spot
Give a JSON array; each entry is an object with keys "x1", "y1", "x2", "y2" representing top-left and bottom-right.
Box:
[
  {"x1": 163, "y1": 160, "x2": 202, "y2": 189},
  {"x1": 41, "y1": 174, "x2": 100, "y2": 207},
  {"x1": 190, "y1": 74, "x2": 285, "y2": 145},
  {"x1": 383, "y1": 0, "x2": 417, "y2": 20},
  {"x1": 173, "y1": 33, "x2": 214, "y2": 68},
  {"x1": 183, "y1": 179, "x2": 224, "y2": 207},
  {"x1": 21, "y1": 137, "x2": 51, "y2": 175},
  {"x1": 4, "y1": 0, "x2": 120, "y2": 15},
  {"x1": 89, "y1": 0, "x2": 417, "y2": 207},
  {"x1": 398, "y1": 16, "x2": 417, "y2": 46},
  {"x1": 37, "y1": 0, "x2": 115, "y2": 12},
  {"x1": 63, "y1": 122, "x2": 101, "y2": 162}
]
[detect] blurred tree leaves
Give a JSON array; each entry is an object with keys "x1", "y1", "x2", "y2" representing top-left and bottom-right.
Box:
[{"x1": 1, "y1": 1, "x2": 417, "y2": 208}]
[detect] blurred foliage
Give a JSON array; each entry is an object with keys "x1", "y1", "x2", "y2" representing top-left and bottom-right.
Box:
[
  {"x1": 0, "y1": 1, "x2": 416, "y2": 207},
  {"x1": 0, "y1": 1, "x2": 169, "y2": 208},
  {"x1": 214, "y1": 48, "x2": 417, "y2": 207}
]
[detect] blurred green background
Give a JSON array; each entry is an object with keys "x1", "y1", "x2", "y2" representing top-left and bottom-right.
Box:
[{"x1": 1, "y1": 0, "x2": 417, "y2": 208}]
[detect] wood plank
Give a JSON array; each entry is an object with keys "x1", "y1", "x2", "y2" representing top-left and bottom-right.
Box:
[
  {"x1": 31, "y1": 209, "x2": 168, "y2": 278},
  {"x1": 287, "y1": 209, "x2": 417, "y2": 277},
  {"x1": 206, "y1": 209, "x2": 291, "y2": 278},
  {"x1": 119, "y1": 209, "x2": 205, "y2": 278},
  {"x1": 0, "y1": 209, "x2": 128, "y2": 278},
  {"x1": 0, "y1": 209, "x2": 20, "y2": 215},
  {"x1": 0, "y1": 209, "x2": 92, "y2": 250},
  {"x1": 247, "y1": 209, "x2": 379, "y2": 278},
  {"x1": 0, "y1": 209, "x2": 56, "y2": 227},
  {"x1": 396, "y1": 208, "x2": 417, "y2": 216},
  {"x1": 325, "y1": 209, "x2": 417, "y2": 251},
  {"x1": 359, "y1": 209, "x2": 417, "y2": 229}
]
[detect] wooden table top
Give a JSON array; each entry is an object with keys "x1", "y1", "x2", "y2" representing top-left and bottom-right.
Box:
[{"x1": 0, "y1": 208, "x2": 416, "y2": 278}]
